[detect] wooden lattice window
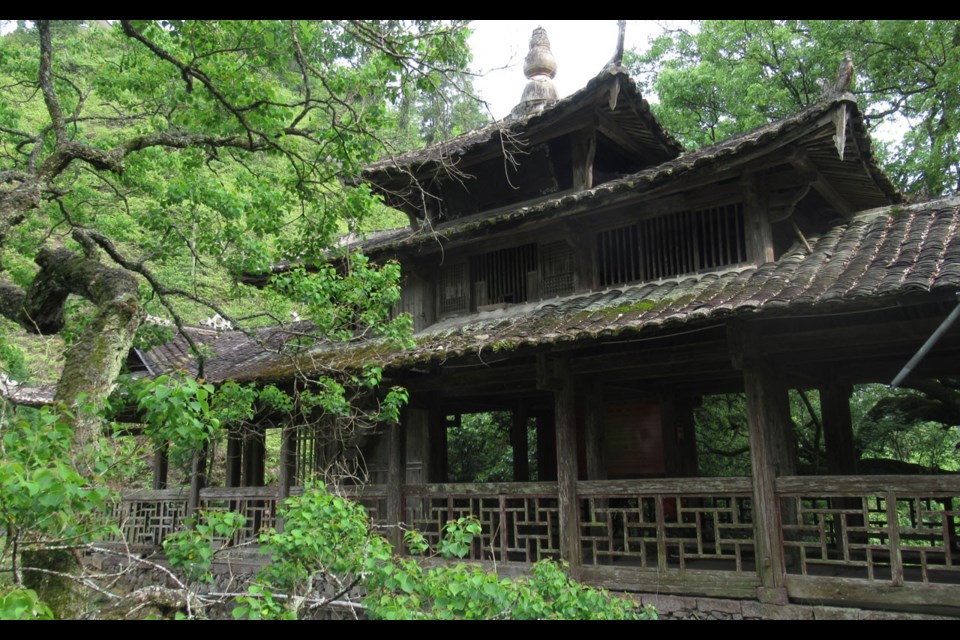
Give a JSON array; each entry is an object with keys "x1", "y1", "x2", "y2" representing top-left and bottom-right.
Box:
[
  {"x1": 471, "y1": 243, "x2": 538, "y2": 308},
  {"x1": 439, "y1": 262, "x2": 469, "y2": 316},
  {"x1": 540, "y1": 241, "x2": 575, "y2": 299},
  {"x1": 598, "y1": 203, "x2": 747, "y2": 287}
]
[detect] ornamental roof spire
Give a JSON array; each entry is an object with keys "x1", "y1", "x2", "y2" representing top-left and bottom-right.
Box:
[{"x1": 511, "y1": 26, "x2": 559, "y2": 118}]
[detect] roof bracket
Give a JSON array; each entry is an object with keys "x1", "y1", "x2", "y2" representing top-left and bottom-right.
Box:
[{"x1": 832, "y1": 104, "x2": 848, "y2": 162}]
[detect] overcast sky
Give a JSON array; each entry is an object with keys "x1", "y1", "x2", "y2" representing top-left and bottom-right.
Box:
[{"x1": 467, "y1": 20, "x2": 688, "y2": 120}]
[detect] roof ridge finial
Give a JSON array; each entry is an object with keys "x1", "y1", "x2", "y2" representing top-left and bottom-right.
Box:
[{"x1": 511, "y1": 26, "x2": 559, "y2": 118}]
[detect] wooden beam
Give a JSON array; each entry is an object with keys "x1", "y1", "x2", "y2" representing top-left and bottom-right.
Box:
[
  {"x1": 551, "y1": 355, "x2": 582, "y2": 571},
  {"x1": 784, "y1": 575, "x2": 960, "y2": 611},
  {"x1": 786, "y1": 146, "x2": 855, "y2": 216},
  {"x1": 596, "y1": 111, "x2": 660, "y2": 165}
]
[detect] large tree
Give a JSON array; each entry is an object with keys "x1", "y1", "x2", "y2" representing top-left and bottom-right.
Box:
[
  {"x1": 0, "y1": 20, "x2": 470, "y2": 445},
  {"x1": 627, "y1": 20, "x2": 960, "y2": 197}
]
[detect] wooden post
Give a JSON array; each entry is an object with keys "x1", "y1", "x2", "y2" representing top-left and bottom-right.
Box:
[
  {"x1": 226, "y1": 428, "x2": 242, "y2": 488},
  {"x1": 511, "y1": 401, "x2": 530, "y2": 482},
  {"x1": 152, "y1": 443, "x2": 168, "y2": 490},
  {"x1": 428, "y1": 404, "x2": 447, "y2": 482},
  {"x1": 732, "y1": 320, "x2": 794, "y2": 602},
  {"x1": 275, "y1": 425, "x2": 296, "y2": 533},
  {"x1": 571, "y1": 128, "x2": 597, "y2": 191},
  {"x1": 820, "y1": 380, "x2": 857, "y2": 475},
  {"x1": 742, "y1": 172, "x2": 775, "y2": 265},
  {"x1": 278, "y1": 426, "x2": 296, "y2": 500},
  {"x1": 385, "y1": 421, "x2": 407, "y2": 551},
  {"x1": 536, "y1": 413, "x2": 557, "y2": 481},
  {"x1": 242, "y1": 427, "x2": 265, "y2": 487},
  {"x1": 584, "y1": 385, "x2": 607, "y2": 481},
  {"x1": 540, "y1": 354, "x2": 581, "y2": 570},
  {"x1": 186, "y1": 442, "x2": 208, "y2": 522},
  {"x1": 676, "y1": 396, "x2": 700, "y2": 477}
]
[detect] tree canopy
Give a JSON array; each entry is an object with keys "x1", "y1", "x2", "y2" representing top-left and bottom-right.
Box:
[
  {"x1": 627, "y1": 20, "x2": 960, "y2": 197},
  {"x1": 0, "y1": 20, "x2": 473, "y2": 435}
]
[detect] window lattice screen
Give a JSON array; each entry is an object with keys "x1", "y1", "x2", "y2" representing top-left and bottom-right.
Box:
[
  {"x1": 439, "y1": 262, "x2": 469, "y2": 316},
  {"x1": 471, "y1": 243, "x2": 538, "y2": 307},
  {"x1": 598, "y1": 203, "x2": 746, "y2": 287},
  {"x1": 540, "y1": 241, "x2": 575, "y2": 299}
]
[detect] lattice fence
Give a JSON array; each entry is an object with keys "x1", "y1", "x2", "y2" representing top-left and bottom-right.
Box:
[
  {"x1": 780, "y1": 485, "x2": 960, "y2": 584},
  {"x1": 198, "y1": 491, "x2": 278, "y2": 547},
  {"x1": 111, "y1": 491, "x2": 188, "y2": 548},
  {"x1": 579, "y1": 487, "x2": 755, "y2": 574},
  {"x1": 403, "y1": 487, "x2": 560, "y2": 562}
]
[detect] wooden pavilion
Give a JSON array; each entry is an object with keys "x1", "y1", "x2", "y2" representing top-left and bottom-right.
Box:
[{"x1": 111, "y1": 29, "x2": 960, "y2": 614}]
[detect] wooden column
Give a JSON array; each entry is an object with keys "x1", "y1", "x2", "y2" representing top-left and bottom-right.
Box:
[
  {"x1": 427, "y1": 404, "x2": 447, "y2": 483},
  {"x1": 732, "y1": 320, "x2": 794, "y2": 602},
  {"x1": 186, "y1": 442, "x2": 208, "y2": 521},
  {"x1": 385, "y1": 421, "x2": 407, "y2": 550},
  {"x1": 742, "y1": 172, "x2": 775, "y2": 265},
  {"x1": 226, "y1": 429, "x2": 242, "y2": 488},
  {"x1": 539, "y1": 354, "x2": 581, "y2": 570},
  {"x1": 242, "y1": 427, "x2": 265, "y2": 487},
  {"x1": 571, "y1": 127, "x2": 596, "y2": 191},
  {"x1": 278, "y1": 426, "x2": 296, "y2": 499},
  {"x1": 511, "y1": 401, "x2": 530, "y2": 482},
  {"x1": 676, "y1": 396, "x2": 700, "y2": 477},
  {"x1": 536, "y1": 412, "x2": 557, "y2": 481},
  {"x1": 820, "y1": 380, "x2": 857, "y2": 475},
  {"x1": 584, "y1": 386, "x2": 607, "y2": 481},
  {"x1": 152, "y1": 443, "x2": 168, "y2": 490}
]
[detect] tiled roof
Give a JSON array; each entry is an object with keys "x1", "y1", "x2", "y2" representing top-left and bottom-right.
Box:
[
  {"x1": 362, "y1": 68, "x2": 681, "y2": 178},
  {"x1": 137, "y1": 321, "x2": 316, "y2": 382},
  {"x1": 344, "y1": 94, "x2": 899, "y2": 258},
  {"x1": 226, "y1": 196, "x2": 960, "y2": 381}
]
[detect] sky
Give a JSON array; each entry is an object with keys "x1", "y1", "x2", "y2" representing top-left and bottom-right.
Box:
[{"x1": 467, "y1": 20, "x2": 688, "y2": 120}]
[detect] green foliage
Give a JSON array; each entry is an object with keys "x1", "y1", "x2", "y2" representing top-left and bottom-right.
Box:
[
  {"x1": 628, "y1": 20, "x2": 960, "y2": 196},
  {"x1": 226, "y1": 484, "x2": 647, "y2": 620},
  {"x1": 163, "y1": 511, "x2": 247, "y2": 583},
  {"x1": 137, "y1": 375, "x2": 219, "y2": 452},
  {"x1": 447, "y1": 411, "x2": 537, "y2": 482},
  {"x1": 0, "y1": 588, "x2": 54, "y2": 620}
]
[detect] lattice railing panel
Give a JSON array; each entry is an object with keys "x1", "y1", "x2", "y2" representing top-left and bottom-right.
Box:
[
  {"x1": 198, "y1": 494, "x2": 278, "y2": 547},
  {"x1": 403, "y1": 490, "x2": 560, "y2": 563},
  {"x1": 111, "y1": 494, "x2": 188, "y2": 548},
  {"x1": 580, "y1": 492, "x2": 755, "y2": 573},
  {"x1": 781, "y1": 490, "x2": 960, "y2": 584}
]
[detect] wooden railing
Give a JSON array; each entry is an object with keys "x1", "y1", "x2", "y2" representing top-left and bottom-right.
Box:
[
  {"x1": 777, "y1": 476, "x2": 960, "y2": 585},
  {"x1": 401, "y1": 482, "x2": 561, "y2": 563},
  {"x1": 109, "y1": 489, "x2": 189, "y2": 549},
  {"x1": 577, "y1": 478, "x2": 755, "y2": 573},
  {"x1": 110, "y1": 476, "x2": 960, "y2": 608}
]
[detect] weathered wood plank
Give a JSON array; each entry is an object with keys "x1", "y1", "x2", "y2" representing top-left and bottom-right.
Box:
[
  {"x1": 820, "y1": 380, "x2": 857, "y2": 474},
  {"x1": 785, "y1": 575, "x2": 960, "y2": 610},
  {"x1": 121, "y1": 488, "x2": 189, "y2": 501},
  {"x1": 742, "y1": 171, "x2": 775, "y2": 264},
  {"x1": 152, "y1": 444, "x2": 168, "y2": 491},
  {"x1": 401, "y1": 481, "x2": 559, "y2": 497},
  {"x1": 511, "y1": 402, "x2": 530, "y2": 482},
  {"x1": 579, "y1": 565, "x2": 761, "y2": 599},
  {"x1": 199, "y1": 486, "x2": 281, "y2": 500},
  {"x1": 576, "y1": 477, "x2": 752, "y2": 496},
  {"x1": 776, "y1": 475, "x2": 960, "y2": 495}
]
